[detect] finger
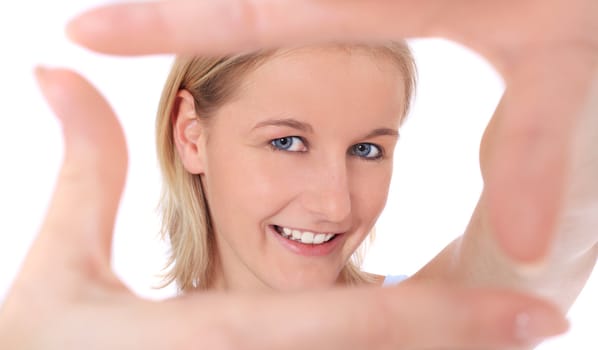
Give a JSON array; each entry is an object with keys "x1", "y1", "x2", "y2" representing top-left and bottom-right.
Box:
[
  {"x1": 33, "y1": 68, "x2": 127, "y2": 272},
  {"x1": 482, "y1": 50, "x2": 598, "y2": 263},
  {"x1": 138, "y1": 284, "x2": 568, "y2": 350},
  {"x1": 65, "y1": 0, "x2": 448, "y2": 55}
]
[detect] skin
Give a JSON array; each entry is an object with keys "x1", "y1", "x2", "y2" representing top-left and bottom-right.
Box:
[
  {"x1": 173, "y1": 48, "x2": 402, "y2": 291},
  {"x1": 0, "y1": 0, "x2": 596, "y2": 349}
]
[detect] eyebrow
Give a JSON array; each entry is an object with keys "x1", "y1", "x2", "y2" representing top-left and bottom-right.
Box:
[
  {"x1": 252, "y1": 118, "x2": 314, "y2": 133},
  {"x1": 252, "y1": 118, "x2": 398, "y2": 138},
  {"x1": 363, "y1": 128, "x2": 400, "y2": 139}
]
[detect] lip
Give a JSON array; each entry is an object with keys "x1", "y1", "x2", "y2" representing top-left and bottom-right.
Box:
[{"x1": 268, "y1": 225, "x2": 345, "y2": 257}]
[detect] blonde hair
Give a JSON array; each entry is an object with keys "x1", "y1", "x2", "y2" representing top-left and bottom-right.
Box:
[{"x1": 157, "y1": 42, "x2": 417, "y2": 291}]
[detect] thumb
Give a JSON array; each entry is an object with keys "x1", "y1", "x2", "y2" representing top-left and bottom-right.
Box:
[{"x1": 30, "y1": 68, "x2": 127, "y2": 278}]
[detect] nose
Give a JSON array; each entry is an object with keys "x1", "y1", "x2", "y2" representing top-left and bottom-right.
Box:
[{"x1": 301, "y1": 159, "x2": 352, "y2": 223}]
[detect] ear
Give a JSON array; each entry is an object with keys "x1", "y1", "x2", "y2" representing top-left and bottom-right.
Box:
[{"x1": 172, "y1": 90, "x2": 207, "y2": 174}]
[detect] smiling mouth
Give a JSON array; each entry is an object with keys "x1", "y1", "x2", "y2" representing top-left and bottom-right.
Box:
[{"x1": 272, "y1": 225, "x2": 339, "y2": 245}]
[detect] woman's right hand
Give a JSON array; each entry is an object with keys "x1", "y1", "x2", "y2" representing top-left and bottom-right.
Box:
[{"x1": 0, "y1": 68, "x2": 568, "y2": 350}]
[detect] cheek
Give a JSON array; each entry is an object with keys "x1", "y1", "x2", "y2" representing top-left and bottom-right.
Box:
[
  {"x1": 351, "y1": 163, "x2": 393, "y2": 221},
  {"x1": 204, "y1": 146, "x2": 298, "y2": 224}
]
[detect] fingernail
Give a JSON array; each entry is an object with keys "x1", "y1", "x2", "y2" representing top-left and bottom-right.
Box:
[
  {"x1": 66, "y1": 8, "x2": 98, "y2": 40},
  {"x1": 514, "y1": 307, "x2": 569, "y2": 343},
  {"x1": 34, "y1": 66, "x2": 61, "y2": 95},
  {"x1": 34, "y1": 65, "x2": 50, "y2": 83},
  {"x1": 514, "y1": 258, "x2": 549, "y2": 277},
  {"x1": 66, "y1": 6, "x2": 120, "y2": 44}
]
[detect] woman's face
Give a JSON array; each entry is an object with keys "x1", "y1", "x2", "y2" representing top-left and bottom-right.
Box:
[{"x1": 199, "y1": 48, "x2": 406, "y2": 291}]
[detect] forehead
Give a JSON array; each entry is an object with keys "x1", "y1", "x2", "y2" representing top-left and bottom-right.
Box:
[
  {"x1": 244, "y1": 45, "x2": 406, "y2": 95},
  {"x1": 220, "y1": 46, "x2": 407, "y2": 130}
]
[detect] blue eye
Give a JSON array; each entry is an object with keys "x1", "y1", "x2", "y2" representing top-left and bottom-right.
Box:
[
  {"x1": 271, "y1": 136, "x2": 307, "y2": 152},
  {"x1": 351, "y1": 143, "x2": 382, "y2": 159}
]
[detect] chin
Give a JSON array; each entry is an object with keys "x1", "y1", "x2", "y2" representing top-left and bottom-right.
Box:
[{"x1": 266, "y1": 271, "x2": 341, "y2": 292}]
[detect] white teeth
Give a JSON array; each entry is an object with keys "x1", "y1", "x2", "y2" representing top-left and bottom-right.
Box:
[
  {"x1": 300, "y1": 232, "x2": 314, "y2": 244},
  {"x1": 313, "y1": 233, "x2": 326, "y2": 244},
  {"x1": 292, "y1": 230, "x2": 302, "y2": 240},
  {"x1": 276, "y1": 226, "x2": 337, "y2": 245}
]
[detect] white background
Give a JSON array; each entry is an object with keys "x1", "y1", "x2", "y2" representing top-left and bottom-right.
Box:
[{"x1": 0, "y1": 1, "x2": 595, "y2": 349}]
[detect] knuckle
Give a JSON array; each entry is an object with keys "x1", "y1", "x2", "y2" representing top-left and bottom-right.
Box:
[
  {"x1": 367, "y1": 291, "x2": 409, "y2": 349},
  {"x1": 228, "y1": 0, "x2": 268, "y2": 48}
]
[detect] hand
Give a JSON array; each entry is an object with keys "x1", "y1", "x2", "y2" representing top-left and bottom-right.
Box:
[
  {"x1": 0, "y1": 68, "x2": 568, "y2": 350},
  {"x1": 66, "y1": 0, "x2": 598, "y2": 264},
  {"x1": 480, "y1": 66, "x2": 598, "y2": 262}
]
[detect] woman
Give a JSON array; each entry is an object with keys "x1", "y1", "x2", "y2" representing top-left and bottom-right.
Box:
[
  {"x1": 156, "y1": 43, "x2": 416, "y2": 292},
  {"x1": 1, "y1": 1, "x2": 596, "y2": 349}
]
